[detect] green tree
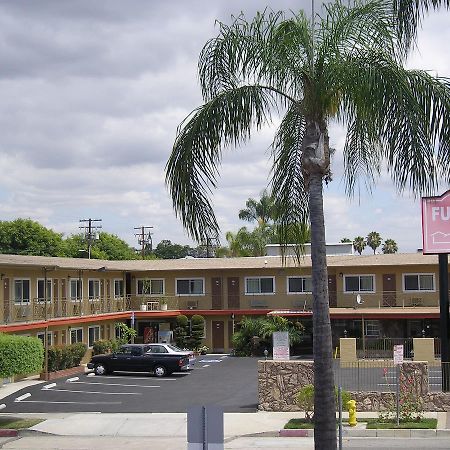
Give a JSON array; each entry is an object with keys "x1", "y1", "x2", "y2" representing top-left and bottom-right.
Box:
[
  {"x1": 189, "y1": 314, "x2": 205, "y2": 350},
  {"x1": 239, "y1": 190, "x2": 276, "y2": 226},
  {"x1": 366, "y1": 231, "x2": 382, "y2": 254},
  {"x1": 340, "y1": 238, "x2": 352, "y2": 243},
  {"x1": 0, "y1": 219, "x2": 64, "y2": 256},
  {"x1": 382, "y1": 238, "x2": 398, "y2": 254},
  {"x1": 62, "y1": 232, "x2": 137, "y2": 260},
  {"x1": 153, "y1": 239, "x2": 192, "y2": 259},
  {"x1": 174, "y1": 314, "x2": 189, "y2": 348},
  {"x1": 353, "y1": 236, "x2": 366, "y2": 255},
  {"x1": 165, "y1": 3, "x2": 450, "y2": 446}
]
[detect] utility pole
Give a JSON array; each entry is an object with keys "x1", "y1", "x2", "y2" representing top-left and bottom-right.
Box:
[
  {"x1": 79, "y1": 219, "x2": 102, "y2": 259},
  {"x1": 134, "y1": 226, "x2": 153, "y2": 259},
  {"x1": 204, "y1": 235, "x2": 220, "y2": 258}
]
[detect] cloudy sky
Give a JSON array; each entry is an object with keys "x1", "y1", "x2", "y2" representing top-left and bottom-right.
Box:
[{"x1": 0, "y1": 1, "x2": 448, "y2": 253}]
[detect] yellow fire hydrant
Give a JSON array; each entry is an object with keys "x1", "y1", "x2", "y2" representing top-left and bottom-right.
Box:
[{"x1": 347, "y1": 400, "x2": 357, "y2": 427}]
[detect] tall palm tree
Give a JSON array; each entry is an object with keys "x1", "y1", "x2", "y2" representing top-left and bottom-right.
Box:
[
  {"x1": 382, "y1": 238, "x2": 398, "y2": 254},
  {"x1": 239, "y1": 190, "x2": 275, "y2": 226},
  {"x1": 353, "y1": 236, "x2": 366, "y2": 255},
  {"x1": 166, "y1": 2, "x2": 450, "y2": 447},
  {"x1": 366, "y1": 231, "x2": 382, "y2": 254}
]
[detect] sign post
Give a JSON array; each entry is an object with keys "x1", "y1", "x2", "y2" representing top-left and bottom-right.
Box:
[
  {"x1": 393, "y1": 344, "x2": 404, "y2": 426},
  {"x1": 272, "y1": 331, "x2": 290, "y2": 361},
  {"x1": 422, "y1": 190, "x2": 450, "y2": 392}
]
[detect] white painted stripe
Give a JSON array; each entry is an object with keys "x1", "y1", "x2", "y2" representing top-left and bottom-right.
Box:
[
  {"x1": 70, "y1": 381, "x2": 160, "y2": 388},
  {"x1": 92, "y1": 375, "x2": 177, "y2": 381},
  {"x1": 0, "y1": 404, "x2": 6, "y2": 410},
  {"x1": 14, "y1": 393, "x2": 31, "y2": 402},
  {"x1": 45, "y1": 388, "x2": 140, "y2": 395},
  {"x1": 87, "y1": 373, "x2": 95, "y2": 377},
  {"x1": 42, "y1": 383, "x2": 56, "y2": 390},
  {"x1": 66, "y1": 377, "x2": 79, "y2": 382},
  {"x1": 202, "y1": 365, "x2": 210, "y2": 368},
  {"x1": 17, "y1": 400, "x2": 121, "y2": 405}
]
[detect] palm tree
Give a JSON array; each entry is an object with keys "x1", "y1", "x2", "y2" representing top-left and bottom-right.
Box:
[
  {"x1": 239, "y1": 190, "x2": 275, "y2": 226},
  {"x1": 340, "y1": 238, "x2": 352, "y2": 243},
  {"x1": 353, "y1": 236, "x2": 366, "y2": 255},
  {"x1": 166, "y1": 2, "x2": 450, "y2": 447},
  {"x1": 382, "y1": 238, "x2": 398, "y2": 254},
  {"x1": 366, "y1": 231, "x2": 382, "y2": 254}
]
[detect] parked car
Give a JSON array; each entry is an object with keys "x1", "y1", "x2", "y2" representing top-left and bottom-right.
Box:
[
  {"x1": 144, "y1": 343, "x2": 196, "y2": 369},
  {"x1": 87, "y1": 344, "x2": 189, "y2": 377}
]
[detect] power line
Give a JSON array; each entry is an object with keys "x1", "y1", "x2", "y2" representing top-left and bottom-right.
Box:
[
  {"x1": 134, "y1": 226, "x2": 153, "y2": 259},
  {"x1": 79, "y1": 218, "x2": 102, "y2": 259}
]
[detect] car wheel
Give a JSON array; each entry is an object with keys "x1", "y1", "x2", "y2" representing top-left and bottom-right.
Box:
[
  {"x1": 153, "y1": 365, "x2": 167, "y2": 377},
  {"x1": 94, "y1": 363, "x2": 108, "y2": 376}
]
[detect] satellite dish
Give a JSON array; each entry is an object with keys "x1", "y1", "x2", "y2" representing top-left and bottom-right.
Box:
[{"x1": 356, "y1": 294, "x2": 364, "y2": 305}]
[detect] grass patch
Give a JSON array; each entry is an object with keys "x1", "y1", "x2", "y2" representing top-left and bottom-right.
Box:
[
  {"x1": 284, "y1": 417, "x2": 437, "y2": 430},
  {"x1": 365, "y1": 418, "x2": 437, "y2": 429},
  {"x1": 0, "y1": 418, "x2": 43, "y2": 429}
]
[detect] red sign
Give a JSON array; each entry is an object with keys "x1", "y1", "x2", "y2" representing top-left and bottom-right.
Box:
[{"x1": 422, "y1": 190, "x2": 450, "y2": 254}]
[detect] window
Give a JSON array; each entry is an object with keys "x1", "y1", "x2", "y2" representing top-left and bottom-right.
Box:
[
  {"x1": 114, "y1": 279, "x2": 124, "y2": 298},
  {"x1": 137, "y1": 279, "x2": 165, "y2": 296},
  {"x1": 70, "y1": 328, "x2": 83, "y2": 344},
  {"x1": 344, "y1": 275, "x2": 375, "y2": 293},
  {"x1": 88, "y1": 279, "x2": 100, "y2": 299},
  {"x1": 69, "y1": 279, "x2": 83, "y2": 301},
  {"x1": 37, "y1": 331, "x2": 53, "y2": 346},
  {"x1": 287, "y1": 276, "x2": 312, "y2": 294},
  {"x1": 37, "y1": 279, "x2": 52, "y2": 303},
  {"x1": 14, "y1": 279, "x2": 30, "y2": 304},
  {"x1": 403, "y1": 273, "x2": 435, "y2": 292},
  {"x1": 147, "y1": 345, "x2": 168, "y2": 354},
  {"x1": 364, "y1": 320, "x2": 381, "y2": 337},
  {"x1": 88, "y1": 326, "x2": 100, "y2": 347},
  {"x1": 176, "y1": 278, "x2": 204, "y2": 296},
  {"x1": 245, "y1": 277, "x2": 275, "y2": 295}
]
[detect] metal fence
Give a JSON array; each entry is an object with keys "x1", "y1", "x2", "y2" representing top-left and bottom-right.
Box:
[
  {"x1": 356, "y1": 337, "x2": 413, "y2": 359},
  {"x1": 333, "y1": 360, "x2": 450, "y2": 393}
]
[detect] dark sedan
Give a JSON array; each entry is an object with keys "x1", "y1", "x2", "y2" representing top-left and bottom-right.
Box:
[{"x1": 87, "y1": 344, "x2": 190, "y2": 377}]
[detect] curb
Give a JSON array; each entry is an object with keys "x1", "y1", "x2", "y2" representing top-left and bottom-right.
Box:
[
  {"x1": 0, "y1": 429, "x2": 18, "y2": 437},
  {"x1": 278, "y1": 428, "x2": 450, "y2": 438}
]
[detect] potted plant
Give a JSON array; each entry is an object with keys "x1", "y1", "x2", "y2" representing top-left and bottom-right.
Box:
[
  {"x1": 198, "y1": 345, "x2": 209, "y2": 355},
  {"x1": 159, "y1": 298, "x2": 168, "y2": 311}
]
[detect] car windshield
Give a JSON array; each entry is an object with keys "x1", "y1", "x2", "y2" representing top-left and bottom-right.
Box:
[{"x1": 167, "y1": 344, "x2": 184, "y2": 352}]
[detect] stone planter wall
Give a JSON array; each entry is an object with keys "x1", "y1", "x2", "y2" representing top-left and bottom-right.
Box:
[{"x1": 258, "y1": 360, "x2": 450, "y2": 412}]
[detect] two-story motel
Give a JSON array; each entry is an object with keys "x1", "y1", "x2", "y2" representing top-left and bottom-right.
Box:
[{"x1": 0, "y1": 249, "x2": 446, "y2": 354}]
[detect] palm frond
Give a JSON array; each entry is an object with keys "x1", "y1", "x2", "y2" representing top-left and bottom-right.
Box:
[
  {"x1": 333, "y1": 51, "x2": 450, "y2": 195},
  {"x1": 199, "y1": 10, "x2": 312, "y2": 102},
  {"x1": 393, "y1": 0, "x2": 450, "y2": 50},
  {"x1": 271, "y1": 103, "x2": 309, "y2": 263},
  {"x1": 166, "y1": 85, "x2": 278, "y2": 242}
]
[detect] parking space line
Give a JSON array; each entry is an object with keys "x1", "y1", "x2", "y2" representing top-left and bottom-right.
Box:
[
  {"x1": 69, "y1": 381, "x2": 160, "y2": 388},
  {"x1": 202, "y1": 365, "x2": 210, "y2": 368},
  {"x1": 89, "y1": 375, "x2": 177, "y2": 381},
  {"x1": 17, "y1": 400, "x2": 122, "y2": 405},
  {"x1": 14, "y1": 393, "x2": 31, "y2": 402},
  {"x1": 44, "y1": 388, "x2": 141, "y2": 395}
]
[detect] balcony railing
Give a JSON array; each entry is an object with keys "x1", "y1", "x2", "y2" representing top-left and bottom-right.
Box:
[{"x1": 0, "y1": 289, "x2": 442, "y2": 325}]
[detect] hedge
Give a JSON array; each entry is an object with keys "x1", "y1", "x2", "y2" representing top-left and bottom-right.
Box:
[
  {"x1": 47, "y1": 343, "x2": 87, "y2": 372},
  {"x1": 92, "y1": 339, "x2": 122, "y2": 356},
  {"x1": 0, "y1": 334, "x2": 44, "y2": 378}
]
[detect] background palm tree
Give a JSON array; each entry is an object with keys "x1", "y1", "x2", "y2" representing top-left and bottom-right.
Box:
[
  {"x1": 353, "y1": 236, "x2": 366, "y2": 255},
  {"x1": 239, "y1": 190, "x2": 276, "y2": 227},
  {"x1": 366, "y1": 231, "x2": 382, "y2": 254},
  {"x1": 382, "y1": 238, "x2": 398, "y2": 254},
  {"x1": 340, "y1": 237, "x2": 352, "y2": 243},
  {"x1": 166, "y1": 2, "x2": 450, "y2": 447}
]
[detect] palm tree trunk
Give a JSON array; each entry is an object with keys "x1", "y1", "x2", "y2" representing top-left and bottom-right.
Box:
[{"x1": 309, "y1": 172, "x2": 336, "y2": 449}]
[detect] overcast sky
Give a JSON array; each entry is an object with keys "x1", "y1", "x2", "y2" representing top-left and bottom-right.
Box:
[{"x1": 0, "y1": 0, "x2": 448, "y2": 253}]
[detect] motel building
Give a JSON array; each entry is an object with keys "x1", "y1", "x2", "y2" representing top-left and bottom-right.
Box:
[{"x1": 0, "y1": 243, "x2": 447, "y2": 358}]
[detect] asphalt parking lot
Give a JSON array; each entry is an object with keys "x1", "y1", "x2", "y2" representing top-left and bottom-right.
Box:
[{"x1": 1, "y1": 356, "x2": 259, "y2": 414}]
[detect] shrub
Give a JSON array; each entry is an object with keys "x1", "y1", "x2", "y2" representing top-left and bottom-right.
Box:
[
  {"x1": 174, "y1": 315, "x2": 189, "y2": 348},
  {"x1": 0, "y1": 334, "x2": 44, "y2": 378},
  {"x1": 189, "y1": 315, "x2": 205, "y2": 350},
  {"x1": 92, "y1": 339, "x2": 122, "y2": 355},
  {"x1": 295, "y1": 384, "x2": 351, "y2": 422},
  {"x1": 47, "y1": 343, "x2": 87, "y2": 372}
]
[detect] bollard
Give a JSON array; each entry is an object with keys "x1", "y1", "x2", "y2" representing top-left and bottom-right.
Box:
[{"x1": 347, "y1": 400, "x2": 357, "y2": 427}]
